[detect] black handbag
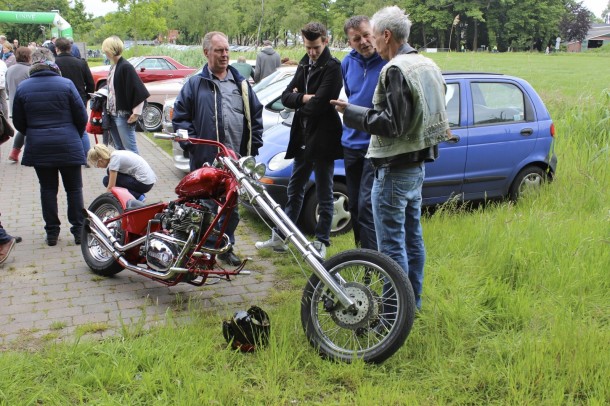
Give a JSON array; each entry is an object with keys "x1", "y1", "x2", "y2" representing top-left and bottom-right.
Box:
[{"x1": 0, "y1": 110, "x2": 15, "y2": 145}]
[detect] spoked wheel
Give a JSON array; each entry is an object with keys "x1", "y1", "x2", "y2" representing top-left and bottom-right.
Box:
[
  {"x1": 81, "y1": 193, "x2": 125, "y2": 276},
  {"x1": 301, "y1": 249, "x2": 415, "y2": 363}
]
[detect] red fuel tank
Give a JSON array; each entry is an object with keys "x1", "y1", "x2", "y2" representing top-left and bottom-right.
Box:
[{"x1": 175, "y1": 167, "x2": 230, "y2": 199}]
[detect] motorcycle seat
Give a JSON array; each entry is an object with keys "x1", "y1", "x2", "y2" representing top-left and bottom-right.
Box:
[{"x1": 125, "y1": 199, "x2": 147, "y2": 211}]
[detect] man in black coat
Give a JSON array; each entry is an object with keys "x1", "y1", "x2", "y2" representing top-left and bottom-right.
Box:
[
  {"x1": 255, "y1": 22, "x2": 343, "y2": 259},
  {"x1": 54, "y1": 37, "x2": 94, "y2": 106},
  {"x1": 54, "y1": 37, "x2": 95, "y2": 157}
]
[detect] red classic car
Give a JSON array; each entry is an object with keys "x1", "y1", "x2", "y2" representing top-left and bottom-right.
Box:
[{"x1": 90, "y1": 56, "x2": 197, "y2": 91}]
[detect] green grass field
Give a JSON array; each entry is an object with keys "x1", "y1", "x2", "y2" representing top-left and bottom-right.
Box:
[{"x1": 1, "y1": 51, "x2": 608, "y2": 404}]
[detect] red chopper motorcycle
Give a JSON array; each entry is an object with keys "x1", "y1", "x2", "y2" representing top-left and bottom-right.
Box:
[{"x1": 81, "y1": 131, "x2": 416, "y2": 363}]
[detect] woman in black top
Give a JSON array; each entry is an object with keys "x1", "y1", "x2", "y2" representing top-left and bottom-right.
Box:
[{"x1": 101, "y1": 36, "x2": 149, "y2": 154}]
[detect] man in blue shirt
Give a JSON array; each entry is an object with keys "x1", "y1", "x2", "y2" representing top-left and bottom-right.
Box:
[{"x1": 340, "y1": 15, "x2": 386, "y2": 250}]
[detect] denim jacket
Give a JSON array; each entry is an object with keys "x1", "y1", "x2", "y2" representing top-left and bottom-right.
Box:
[
  {"x1": 343, "y1": 45, "x2": 448, "y2": 162},
  {"x1": 367, "y1": 53, "x2": 448, "y2": 158}
]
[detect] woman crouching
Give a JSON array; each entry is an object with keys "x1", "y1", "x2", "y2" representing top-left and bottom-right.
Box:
[{"x1": 87, "y1": 144, "x2": 156, "y2": 201}]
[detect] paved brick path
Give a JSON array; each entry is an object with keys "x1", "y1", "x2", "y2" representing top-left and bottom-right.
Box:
[{"x1": 0, "y1": 134, "x2": 276, "y2": 349}]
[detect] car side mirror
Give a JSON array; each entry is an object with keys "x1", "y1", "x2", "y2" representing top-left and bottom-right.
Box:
[{"x1": 140, "y1": 67, "x2": 146, "y2": 72}]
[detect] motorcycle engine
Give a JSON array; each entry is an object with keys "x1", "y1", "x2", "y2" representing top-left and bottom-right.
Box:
[
  {"x1": 159, "y1": 202, "x2": 213, "y2": 242},
  {"x1": 145, "y1": 203, "x2": 213, "y2": 273},
  {"x1": 146, "y1": 237, "x2": 181, "y2": 273}
]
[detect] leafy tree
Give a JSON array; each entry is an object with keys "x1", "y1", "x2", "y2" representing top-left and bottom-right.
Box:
[
  {"x1": 102, "y1": 0, "x2": 172, "y2": 42},
  {"x1": 559, "y1": 0, "x2": 593, "y2": 42},
  {"x1": 173, "y1": 0, "x2": 236, "y2": 44}
]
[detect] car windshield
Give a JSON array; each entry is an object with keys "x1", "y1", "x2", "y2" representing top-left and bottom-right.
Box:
[
  {"x1": 254, "y1": 76, "x2": 293, "y2": 104},
  {"x1": 252, "y1": 68, "x2": 296, "y2": 93},
  {"x1": 128, "y1": 56, "x2": 146, "y2": 67}
]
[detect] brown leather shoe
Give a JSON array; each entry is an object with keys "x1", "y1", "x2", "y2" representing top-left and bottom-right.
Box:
[{"x1": 0, "y1": 238, "x2": 16, "y2": 265}]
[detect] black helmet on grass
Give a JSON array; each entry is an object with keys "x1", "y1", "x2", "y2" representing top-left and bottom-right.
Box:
[{"x1": 222, "y1": 306, "x2": 270, "y2": 352}]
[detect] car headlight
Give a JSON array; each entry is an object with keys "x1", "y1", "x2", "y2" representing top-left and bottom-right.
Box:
[{"x1": 268, "y1": 152, "x2": 293, "y2": 171}]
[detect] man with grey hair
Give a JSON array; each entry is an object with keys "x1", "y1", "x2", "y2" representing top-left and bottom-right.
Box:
[
  {"x1": 172, "y1": 31, "x2": 264, "y2": 266},
  {"x1": 332, "y1": 6, "x2": 449, "y2": 310}
]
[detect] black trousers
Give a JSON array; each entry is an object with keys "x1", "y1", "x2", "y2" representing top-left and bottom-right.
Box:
[{"x1": 34, "y1": 166, "x2": 84, "y2": 238}]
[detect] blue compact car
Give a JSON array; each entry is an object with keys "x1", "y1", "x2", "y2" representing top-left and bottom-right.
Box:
[{"x1": 253, "y1": 72, "x2": 557, "y2": 235}]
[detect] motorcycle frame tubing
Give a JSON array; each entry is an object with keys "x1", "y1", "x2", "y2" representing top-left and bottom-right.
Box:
[{"x1": 150, "y1": 133, "x2": 355, "y2": 310}]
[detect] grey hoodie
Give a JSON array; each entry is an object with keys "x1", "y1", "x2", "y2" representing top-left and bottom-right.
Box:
[{"x1": 254, "y1": 46, "x2": 281, "y2": 83}]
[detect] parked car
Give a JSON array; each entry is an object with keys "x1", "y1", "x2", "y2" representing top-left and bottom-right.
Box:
[
  {"x1": 251, "y1": 65, "x2": 298, "y2": 93},
  {"x1": 252, "y1": 72, "x2": 557, "y2": 235},
  {"x1": 140, "y1": 60, "x2": 258, "y2": 132},
  {"x1": 90, "y1": 56, "x2": 197, "y2": 91}
]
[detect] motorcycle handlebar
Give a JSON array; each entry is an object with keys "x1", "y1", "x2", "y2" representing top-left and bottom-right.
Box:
[
  {"x1": 152, "y1": 133, "x2": 174, "y2": 140},
  {"x1": 152, "y1": 131, "x2": 232, "y2": 158}
]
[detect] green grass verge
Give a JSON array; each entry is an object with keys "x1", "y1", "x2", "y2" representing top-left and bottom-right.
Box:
[{"x1": 1, "y1": 52, "x2": 608, "y2": 404}]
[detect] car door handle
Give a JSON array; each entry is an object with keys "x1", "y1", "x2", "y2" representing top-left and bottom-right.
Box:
[
  {"x1": 445, "y1": 135, "x2": 460, "y2": 144},
  {"x1": 520, "y1": 128, "x2": 534, "y2": 136}
]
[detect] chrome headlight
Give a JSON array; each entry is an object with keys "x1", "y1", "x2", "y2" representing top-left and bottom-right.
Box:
[
  {"x1": 239, "y1": 156, "x2": 257, "y2": 175},
  {"x1": 268, "y1": 152, "x2": 293, "y2": 171},
  {"x1": 252, "y1": 163, "x2": 266, "y2": 180}
]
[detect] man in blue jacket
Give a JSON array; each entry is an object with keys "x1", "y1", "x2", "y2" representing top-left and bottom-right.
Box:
[
  {"x1": 340, "y1": 15, "x2": 386, "y2": 250},
  {"x1": 172, "y1": 31, "x2": 264, "y2": 266}
]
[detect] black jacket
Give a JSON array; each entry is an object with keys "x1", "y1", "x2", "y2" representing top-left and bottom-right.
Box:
[
  {"x1": 55, "y1": 53, "x2": 95, "y2": 105},
  {"x1": 111, "y1": 57, "x2": 150, "y2": 112},
  {"x1": 172, "y1": 65, "x2": 264, "y2": 171},
  {"x1": 281, "y1": 46, "x2": 343, "y2": 161}
]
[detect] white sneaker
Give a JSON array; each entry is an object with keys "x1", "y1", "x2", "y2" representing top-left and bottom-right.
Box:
[
  {"x1": 312, "y1": 241, "x2": 326, "y2": 259},
  {"x1": 255, "y1": 230, "x2": 288, "y2": 252}
]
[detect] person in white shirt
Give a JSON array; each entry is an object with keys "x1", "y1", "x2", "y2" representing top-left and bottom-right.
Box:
[{"x1": 87, "y1": 143, "x2": 156, "y2": 201}]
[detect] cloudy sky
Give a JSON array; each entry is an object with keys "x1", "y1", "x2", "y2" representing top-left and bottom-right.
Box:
[
  {"x1": 582, "y1": 0, "x2": 607, "y2": 18},
  {"x1": 81, "y1": 0, "x2": 607, "y2": 19},
  {"x1": 82, "y1": 0, "x2": 118, "y2": 18}
]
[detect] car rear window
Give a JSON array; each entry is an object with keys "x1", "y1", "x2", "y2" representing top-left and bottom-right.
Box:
[{"x1": 471, "y1": 82, "x2": 525, "y2": 125}]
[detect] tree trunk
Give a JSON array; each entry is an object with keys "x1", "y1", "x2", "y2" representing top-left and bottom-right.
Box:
[{"x1": 473, "y1": 20, "x2": 478, "y2": 51}]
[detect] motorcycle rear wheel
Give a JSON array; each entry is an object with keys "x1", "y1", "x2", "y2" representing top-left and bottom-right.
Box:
[
  {"x1": 81, "y1": 193, "x2": 125, "y2": 276},
  {"x1": 301, "y1": 249, "x2": 415, "y2": 364}
]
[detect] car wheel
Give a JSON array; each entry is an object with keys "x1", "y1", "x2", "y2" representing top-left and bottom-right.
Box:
[
  {"x1": 509, "y1": 166, "x2": 547, "y2": 201},
  {"x1": 137, "y1": 103, "x2": 163, "y2": 132},
  {"x1": 301, "y1": 181, "x2": 352, "y2": 236},
  {"x1": 96, "y1": 80, "x2": 107, "y2": 91}
]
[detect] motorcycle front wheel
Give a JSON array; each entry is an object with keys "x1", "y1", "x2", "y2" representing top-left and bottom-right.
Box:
[
  {"x1": 301, "y1": 249, "x2": 415, "y2": 364},
  {"x1": 81, "y1": 193, "x2": 125, "y2": 276}
]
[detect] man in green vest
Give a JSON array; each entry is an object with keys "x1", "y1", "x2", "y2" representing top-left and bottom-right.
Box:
[{"x1": 331, "y1": 6, "x2": 449, "y2": 310}]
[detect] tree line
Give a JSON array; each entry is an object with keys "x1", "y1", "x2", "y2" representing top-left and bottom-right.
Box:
[{"x1": 0, "y1": 0, "x2": 606, "y2": 52}]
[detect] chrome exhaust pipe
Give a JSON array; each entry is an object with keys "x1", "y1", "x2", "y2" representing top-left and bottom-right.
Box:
[{"x1": 84, "y1": 210, "x2": 189, "y2": 280}]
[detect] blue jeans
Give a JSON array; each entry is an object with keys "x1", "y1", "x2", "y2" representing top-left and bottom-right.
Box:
[
  {"x1": 12, "y1": 132, "x2": 25, "y2": 149},
  {"x1": 108, "y1": 114, "x2": 139, "y2": 153},
  {"x1": 344, "y1": 147, "x2": 377, "y2": 250},
  {"x1": 283, "y1": 158, "x2": 334, "y2": 246},
  {"x1": 34, "y1": 166, "x2": 84, "y2": 238},
  {"x1": 0, "y1": 223, "x2": 12, "y2": 244},
  {"x1": 103, "y1": 172, "x2": 153, "y2": 200},
  {"x1": 202, "y1": 199, "x2": 239, "y2": 246},
  {"x1": 372, "y1": 163, "x2": 426, "y2": 309},
  {"x1": 81, "y1": 133, "x2": 91, "y2": 156}
]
